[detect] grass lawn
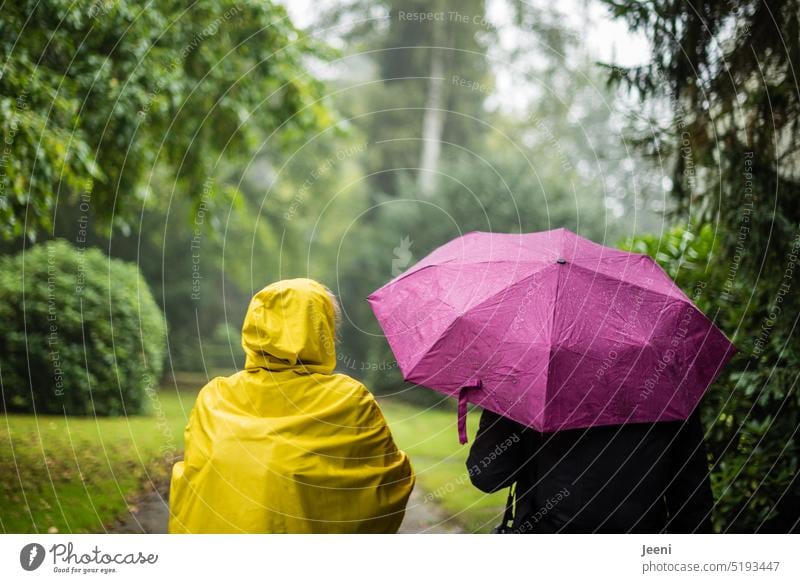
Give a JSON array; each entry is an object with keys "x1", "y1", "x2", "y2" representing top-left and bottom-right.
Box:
[
  {"x1": 0, "y1": 388, "x2": 195, "y2": 533},
  {"x1": 379, "y1": 398, "x2": 507, "y2": 533},
  {"x1": 0, "y1": 380, "x2": 505, "y2": 534}
]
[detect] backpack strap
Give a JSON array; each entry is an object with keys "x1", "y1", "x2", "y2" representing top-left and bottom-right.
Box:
[{"x1": 503, "y1": 483, "x2": 516, "y2": 525}]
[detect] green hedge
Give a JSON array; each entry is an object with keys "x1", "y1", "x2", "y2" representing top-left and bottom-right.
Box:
[
  {"x1": 620, "y1": 224, "x2": 800, "y2": 533},
  {"x1": 0, "y1": 240, "x2": 166, "y2": 416}
]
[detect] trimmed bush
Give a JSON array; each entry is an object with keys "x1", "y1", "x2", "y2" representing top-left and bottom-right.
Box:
[{"x1": 0, "y1": 240, "x2": 166, "y2": 416}]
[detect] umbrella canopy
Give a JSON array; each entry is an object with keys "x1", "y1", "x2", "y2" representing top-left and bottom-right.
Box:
[{"x1": 368, "y1": 228, "x2": 736, "y2": 442}]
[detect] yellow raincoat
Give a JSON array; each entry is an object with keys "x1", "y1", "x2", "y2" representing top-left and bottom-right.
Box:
[{"x1": 168, "y1": 278, "x2": 414, "y2": 533}]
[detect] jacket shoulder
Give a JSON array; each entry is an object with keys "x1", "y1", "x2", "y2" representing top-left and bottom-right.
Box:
[
  {"x1": 323, "y1": 373, "x2": 389, "y2": 424},
  {"x1": 193, "y1": 375, "x2": 236, "y2": 410}
]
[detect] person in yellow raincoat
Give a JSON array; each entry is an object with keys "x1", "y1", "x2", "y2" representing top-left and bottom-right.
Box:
[{"x1": 168, "y1": 278, "x2": 414, "y2": 533}]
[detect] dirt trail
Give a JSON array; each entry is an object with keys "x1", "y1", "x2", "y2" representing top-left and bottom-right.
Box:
[{"x1": 107, "y1": 484, "x2": 463, "y2": 534}]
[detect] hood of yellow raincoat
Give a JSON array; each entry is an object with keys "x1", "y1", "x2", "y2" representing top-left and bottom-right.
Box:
[
  {"x1": 168, "y1": 279, "x2": 414, "y2": 534},
  {"x1": 242, "y1": 278, "x2": 336, "y2": 374}
]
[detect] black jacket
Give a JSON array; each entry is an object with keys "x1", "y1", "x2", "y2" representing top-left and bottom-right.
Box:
[{"x1": 466, "y1": 408, "x2": 714, "y2": 533}]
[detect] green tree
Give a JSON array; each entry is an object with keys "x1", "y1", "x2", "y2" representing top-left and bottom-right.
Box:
[
  {"x1": 0, "y1": 0, "x2": 332, "y2": 240},
  {"x1": 606, "y1": 0, "x2": 800, "y2": 531},
  {"x1": 318, "y1": 0, "x2": 496, "y2": 198}
]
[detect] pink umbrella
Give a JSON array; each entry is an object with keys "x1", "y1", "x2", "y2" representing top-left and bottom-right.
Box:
[{"x1": 368, "y1": 228, "x2": 736, "y2": 443}]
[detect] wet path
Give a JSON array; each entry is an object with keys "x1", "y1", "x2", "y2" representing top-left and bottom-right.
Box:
[{"x1": 107, "y1": 483, "x2": 463, "y2": 534}]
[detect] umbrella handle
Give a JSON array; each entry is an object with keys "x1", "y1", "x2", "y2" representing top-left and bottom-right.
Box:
[{"x1": 457, "y1": 381, "x2": 482, "y2": 445}]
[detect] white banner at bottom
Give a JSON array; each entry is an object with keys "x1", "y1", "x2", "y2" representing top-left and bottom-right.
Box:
[{"x1": 0, "y1": 534, "x2": 795, "y2": 582}]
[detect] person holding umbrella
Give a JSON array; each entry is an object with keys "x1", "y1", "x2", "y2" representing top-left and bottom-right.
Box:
[
  {"x1": 466, "y1": 406, "x2": 714, "y2": 533},
  {"x1": 369, "y1": 228, "x2": 735, "y2": 534}
]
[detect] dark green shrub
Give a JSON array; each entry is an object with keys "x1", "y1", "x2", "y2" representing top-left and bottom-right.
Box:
[
  {"x1": 0, "y1": 240, "x2": 166, "y2": 416},
  {"x1": 620, "y1": 224, "x2": 800, "y2": 533}
]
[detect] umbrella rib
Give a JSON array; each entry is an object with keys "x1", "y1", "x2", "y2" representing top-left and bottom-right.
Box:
[
  {"x1": 567, "y1": 261, "x2": 684, "y2": 305},
  {"x1": 540, "y1": 227, "x2": 571, "y2": 430},
  {"x1": 370, "y1": 263, "x2": 441, "y2": 295},
  {"x1": 404, "y1": 264, "x2": 556, "y2": 382},
  {"x1": 372, "y1": 259, "x2": 548, "y2": 300},
  {"x1": 544, "y1": 259, "x2": 564, "y2": 431}
]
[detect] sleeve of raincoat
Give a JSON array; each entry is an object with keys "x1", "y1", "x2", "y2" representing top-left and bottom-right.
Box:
[
  {"x1": 358, "y1": 393, "x2": 415, "y2": 532},
  {"x1": 175, "y1": 383, "x2": 214, "y2": 472},
  {"x1": 664, "y1": 409, "x2": 715, "y2": 533},
  {"x1": 466, "y1": 408, "x2": 532, "y2": 493},
  {"x1": 168, "y1": 382, "x2": 215, "y2": 534}
]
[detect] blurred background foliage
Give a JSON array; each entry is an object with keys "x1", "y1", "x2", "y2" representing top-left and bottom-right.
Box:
[
  {"x1": 0, "y1": 0, "x2": 332, "y2": 240},
  {"x1": 1, "y1": 0, "x2": 798, "y2": 532}
]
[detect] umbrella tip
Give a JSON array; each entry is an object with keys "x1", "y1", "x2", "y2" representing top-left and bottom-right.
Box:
[{"x1": 556, "y1": 257, "x2": 566, "y2": 264}]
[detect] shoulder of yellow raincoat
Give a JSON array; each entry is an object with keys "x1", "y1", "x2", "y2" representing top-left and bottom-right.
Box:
[{"x1": 168, "y1": 279, "x2": 414, "y2": 533}]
